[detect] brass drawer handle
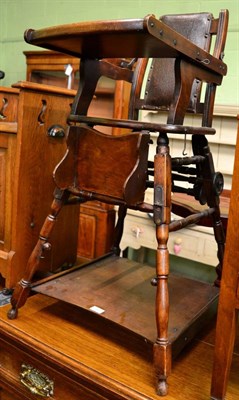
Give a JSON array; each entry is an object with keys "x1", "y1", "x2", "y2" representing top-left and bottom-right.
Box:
[{"x1": 20, "y1": 364, "x2": 54, "y2": 397}]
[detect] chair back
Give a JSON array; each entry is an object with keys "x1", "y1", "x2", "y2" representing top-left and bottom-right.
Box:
[{"x1": 129, "y1": 10, "x2": 228, "y2": 127}]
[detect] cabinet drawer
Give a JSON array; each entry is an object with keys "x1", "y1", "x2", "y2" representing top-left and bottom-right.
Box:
[
  {"x1": 121, "y1": 212, "x2": 217, "y2": 266},
  {"x1": 0, "y1": 338, "x2": 107, "y2": 400}
]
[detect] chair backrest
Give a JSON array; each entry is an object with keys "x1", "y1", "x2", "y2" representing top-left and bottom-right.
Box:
[{"x1": 128, "y1": 10, "x2": 228, "y2": 127}]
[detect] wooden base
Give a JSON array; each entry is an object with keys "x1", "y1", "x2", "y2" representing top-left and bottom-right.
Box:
[
  {"x1": 32, "y1": 254, "x2": 219, "y2": 358},
  {"x1": 1, "y1": 294, "x2": 238, "y2": 400}
]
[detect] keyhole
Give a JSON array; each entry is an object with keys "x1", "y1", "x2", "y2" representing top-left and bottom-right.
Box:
[
  {"x1": 38, "y1": 99, "x2": 47, "y2": 125},
  {"x1": 0, "y1": 97, "x2": 8, "y2": 119}
]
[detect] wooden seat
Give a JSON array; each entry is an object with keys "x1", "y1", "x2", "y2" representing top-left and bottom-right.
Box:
[
  {"x1": 7, "y1": 11, "x2": 228, "y2": 396},
  {"x1": 210, "y1": 115, "x2": 239, "y2": 400}
]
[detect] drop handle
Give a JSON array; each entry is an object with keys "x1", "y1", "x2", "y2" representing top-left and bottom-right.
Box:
[
  {"x1": 131, "y1": 226, "x2": 143, "y2": 238},
  {"x1": 47, "y1": 124, "x2": 65, "y2": 138},
  {"x1": 20, "y1": 364, "x2": 54, "y2": 397}
]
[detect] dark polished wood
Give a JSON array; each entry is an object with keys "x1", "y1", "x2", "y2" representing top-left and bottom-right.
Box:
[
  {"x1": 210, "y1": 115, "x2": 239, "y2": 400},
  {"x1": 23, "y1": 15, "x2": 227, "y2": 77},
  {"x1": 8, "y1": 11, "x2": 229, "y2": 396}
]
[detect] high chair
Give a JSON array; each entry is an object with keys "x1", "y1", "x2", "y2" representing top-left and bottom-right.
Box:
[{"x1": 8, "y1": 10, "x2": 228, "y2": 395}]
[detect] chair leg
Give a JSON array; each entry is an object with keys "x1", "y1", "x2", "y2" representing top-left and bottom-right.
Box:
[
  {"x1": 7, "y1": 188, "x2": 69, "y2": 320},
  {"x1": 154, "y1": 223, "x2": 172, "y2": 396},
  {"x1": 210, "y1": 299, "x2": 238, "y2": 399},
  {"x1": 111, "y1": 204, "x2": 127, "y2": 255},
  {"x1": 192, "y1": 135, "x2": 225, "y2": 285},
  {"x1": 211, "y1": 207, "x2": 225, "y2": 286},
  {"x1": 153, "y1": 134, "x2": 171, "y2": 396}
]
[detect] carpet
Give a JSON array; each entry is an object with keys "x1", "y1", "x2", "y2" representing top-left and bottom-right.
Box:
[{"x1": 0, "y1": 291, "x2": 11, "y2": 307}]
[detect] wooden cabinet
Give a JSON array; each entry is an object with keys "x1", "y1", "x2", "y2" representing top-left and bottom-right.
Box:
[
  {"x1": 0, "y1": 294, "x2": 155, "y2": 400},
  {"x1": 0, "y1": 83, "x2": 79, "y2": 289},
  {"x1": 77, "y1": 202, "x2": 115, "y2": 261},
  {"x1": 24, "y1": 50, "x2": 80, "y2": 89},
  {"x1": 24, "y1": 51, "x2": 128, "y2": 261}
]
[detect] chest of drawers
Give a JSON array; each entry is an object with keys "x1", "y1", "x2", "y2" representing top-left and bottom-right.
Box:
[{"x1": 0, "y1": 294, "x2": 158, "y2": 400}]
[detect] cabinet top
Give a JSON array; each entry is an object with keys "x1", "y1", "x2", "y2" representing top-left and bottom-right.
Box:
[{"x1": 24, "y1": 14, "x2": 226, "y2": 77}]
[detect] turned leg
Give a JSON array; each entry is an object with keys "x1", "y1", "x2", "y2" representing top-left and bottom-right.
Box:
[
  {"x1": 111, "y1": 204, "x2": 127, "y2": 255},
  {"x1": 8, "y1": 188, "x2": 69, "y2": 319},
  {"x1": 153, "y1": 223, "x2": 171, "y2": 396},
  {"x1": 152, "y1": 133, "x2": 171, "y2": 395},
  {"x1": 212, "y1": 207, "x2": 225, "y2": 286}
]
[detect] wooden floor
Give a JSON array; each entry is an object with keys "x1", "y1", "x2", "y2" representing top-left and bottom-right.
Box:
[{"x1": 0, "y1": 292, "x2": 237, "y2": 399}]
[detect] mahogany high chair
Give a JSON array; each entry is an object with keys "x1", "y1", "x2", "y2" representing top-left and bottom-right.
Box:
[{"x1": 8, "y1": 10, "x2": 228, "y2": 395}]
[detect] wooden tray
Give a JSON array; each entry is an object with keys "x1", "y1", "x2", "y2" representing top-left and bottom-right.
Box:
[{"x1": 33, "y1": 254, "x2": 219, "y2": 358}]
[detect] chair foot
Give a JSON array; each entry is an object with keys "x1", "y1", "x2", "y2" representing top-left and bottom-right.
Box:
[
  {"x1": 214, "y1": 263, "x2": 222, "y2": 287},
  {"x1": 7, "y1": 307, "x2": 18, "y2": 320},
  {"x1": 154, "y1": 341, "x2": 171, "y2": 396},
  {"x1": 7, "y1": 279, "x2": 31, "y2": 319},
  {"x1": 156, "y1": 379, "x2": 168, "y2": 396}
]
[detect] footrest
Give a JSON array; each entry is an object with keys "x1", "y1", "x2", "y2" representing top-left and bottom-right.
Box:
[{"x1": 33, "y1": 254, "x2": 219, "y2": 357}]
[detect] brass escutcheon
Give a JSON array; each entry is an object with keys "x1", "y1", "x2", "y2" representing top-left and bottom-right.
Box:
[{"x1": 20, "y1": 364, "x2": 54, "y2": 397}]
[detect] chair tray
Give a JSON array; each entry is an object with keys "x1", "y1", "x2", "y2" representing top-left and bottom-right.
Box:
[{"x1": 33, "y1": 254, "x2": 219, "y2": 358}]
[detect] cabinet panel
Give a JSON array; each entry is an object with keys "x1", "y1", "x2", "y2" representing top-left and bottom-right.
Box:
[
  {"x1": 0, "y1": 128, "x2": 17, "y2": 281},
  {"x1": 0, "y1": 387, "x2": 24, "y2": 400},
  {"x1": 0, "y1": 147, "x2": 7, "y2": 241},
  {"x1": 77, "y1": 202, "x2": 115, "y2": 260},
  {"x1": 0, "y1": 335, "x2": 111, "y2": 400},
  {"x1": 78, "y1": 213, "x2": 96, "y2": 259},
  {"x1": 0, "y1": 88, "x2": 19, "y2": 122},
  {"x1": 0, "y1": 83, "x2": 79, "y2": 289}
]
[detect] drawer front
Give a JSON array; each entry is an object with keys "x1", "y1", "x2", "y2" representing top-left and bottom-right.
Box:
[
  {"x1": 0, "y1": 385, "x2": 25, "y2": 400},
  {"x1": 121, "y1": 213, "x2": 217, "y2": 266},
  {"x1": 0, "y1": 338, "x2": 107, "y2": 400}
]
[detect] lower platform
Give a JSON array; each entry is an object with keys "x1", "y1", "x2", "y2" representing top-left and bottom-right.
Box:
[
  {"x1": 33, "y1": 254, "x2": 219, "y2": 357},
  {"x1": 1, "y1": 294, "x2": 238, "y2": 399}
]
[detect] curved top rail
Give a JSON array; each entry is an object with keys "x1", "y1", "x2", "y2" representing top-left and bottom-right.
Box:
[{"x1": 24, "y1": 14, "x2": 227, "y2": 76}]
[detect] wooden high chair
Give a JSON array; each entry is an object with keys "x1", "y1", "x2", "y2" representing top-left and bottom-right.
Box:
[
  {"x1": 8, "y1": 11, "x2": 228, "y2": 395},
  {"x1": 210, "y1": 115, "x2": 239, "y2": 400}
]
